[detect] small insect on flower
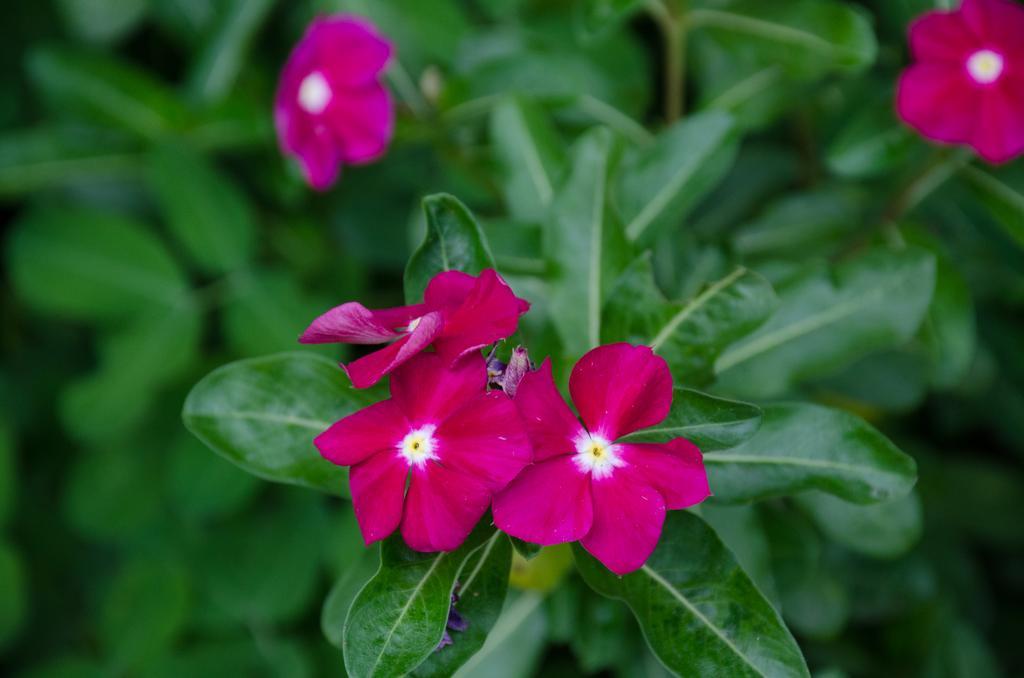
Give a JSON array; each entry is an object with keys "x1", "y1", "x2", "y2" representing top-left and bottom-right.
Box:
[
  {"x1": 897, "y1": 0, "x2": 1024, "y2": 163},
  {"x1": 300, "y1": 269, "x2": 530, "y2": 388},
  {"x1": 492, "y1": 344, "x2": 710, "y2": 575},
  {"x1": 314, "y1": 352, "x2": 531, "y2": 552},
  {"x1": 274, "y1": 15, "x2": 394, "y2": 190}
]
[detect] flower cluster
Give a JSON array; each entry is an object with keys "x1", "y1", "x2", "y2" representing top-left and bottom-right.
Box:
[{"x1": 303, "y1": 269, "x2": 710, "y2": 575}]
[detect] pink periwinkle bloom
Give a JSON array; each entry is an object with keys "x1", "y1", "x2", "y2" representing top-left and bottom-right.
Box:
[
  {"x1": 897, "y1": 0, "x2": 1024, "y2": 163},
  {"x1": 493, "y1": 344, "x2": 710, "y2": 575},
  {"x1": 315, "y1": 351, "x2": 531, "y2": 552},
  {"x1": 274, "y1": 15, "x2": 394, "y2": 190},
  {"x1": 300, "y1": 269, "x2": 530, "y2": 389}
]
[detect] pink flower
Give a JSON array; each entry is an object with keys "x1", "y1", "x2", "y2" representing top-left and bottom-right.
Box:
[
  {"x1": 493, "y1": 344, "x2": 710, "y2": 575},
  {"x1": 274, "y1": 15, "x2": 394, "y2": 190},
  {"x1": 300, "y1": 269, "x2": 530, "y2": 389},
  {"x1": 897, "y1": 0, "x2": 1024, "y2": 163},
  {"x1": 315, "y1": 351, "x2": 531, "y2": 552}
]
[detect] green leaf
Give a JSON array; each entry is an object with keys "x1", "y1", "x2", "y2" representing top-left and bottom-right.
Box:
[
  {"x1": 574, "y1": 511, "x2": 809, "y2": 678},
  {"x1": 147, "y1": 143, "x2": 256, "y2": 273},
  {"x1": 568, "y1": 594, "x2": 631, "y2": 673},
  {"x1": 604, "y1": 255, "x2": 777, "y2": 384},
  {"x1": 0, "y1": 420, "x2": 13, "y2": 528},
  {"x1": 61, "y1": 298, "x2": 202, "y2": 442},
  {"x1": 8, "y1": 207, "x2": 188, "y2": 319},
  {"x1": 0, "y1": 542, "x2": 25, "y2": 650},
  {"x1": 166, "y1": 432, "x2": 260, "y2": 523},
  {"x1": 795, "y1": 490, "x2": 923, "y2": 559},
  {"x1": 452, "y1": 593, "x2": 548, "y2": 678},
  {"x1": 904, "y1": 227, "x2": 976, "y2": 389},
  {"x1": 732, "y1": 188, "x2": 865, "y2": 260},
  {"x1": 546, "y1": 127, "x2": 630, "y2": 356},
  {"x1": 689, "y1": 0, "x2": 877, "y2": 78},
  {"x1": 826, "y1": 96, "x2": 916, "y2": 179},
  {"x1": 959, "y1": 163, "x2": 1024, "y2": 250},
  {"x1": 322, "y1": 550, "x2": 380, "y2": 649},
  {"x1": 56, "y1": 0, "x2": 149, "y2": 44},
  {"x1": 223, "y1": 270, "x2": 331, "y2": 357},
  {"x1": 489, "y1": 96, "x2": 565, "y2": 221},
  {"x1": 0, "y1": 126, "x2": 139, "y2": 197},
  {"x1": 183, "y1": 352, "x2": 376, "y2": 496},
  {"x1": 63, "y1": 446, "x2": 163, "y2": 541},
  {"x1": 342, "y1": 523, "x2": 499, "y2": 678},
  {"x1": 716, "y1": 247, "x2": 936, "y2": 399},
  {"x1": 27, "y1": 47, "x2": 188, "y2": 139},
  {"x1": 577, "y1": 0, "x2": 646, "y2": 38},
  {"x1": 617, "y1": 111, "x2": 738, "y2": 244},
  {"x1": 621, "y1": 388, "x2": 761, "y2": 451},
  {"x1": 193, "y1": 497, "x2": 325, "y2": 628},
  {"x1": 704, "y1": 403, "x2": 917, "y2": 504},
  {"x1": 100, "y1": 559, "x2": 190, "y2": 672},
  {"x1": 702, "y1": 504, "x2": 777, "y2": 605},
  {"x1": 413, "y1": 532, "x2": 513, "y2": 677},
  {"x1": 761, "y1": 505, "x2": 847, "y2": 640},
  {"x1": 186, "y1": 0, "x2": 277, "y2": 103},
  {"x1": 404, "y1": 194, "x2": 497, "y2": 304},
  {"x1": 340, "y1": 0, "x2": 469, "y2": 73}
]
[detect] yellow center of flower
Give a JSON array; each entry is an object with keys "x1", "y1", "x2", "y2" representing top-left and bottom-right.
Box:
[
  {"x1": 573, "y1": 433, "x2": 624, "y2": 479},
  {"x1": 399, "y1": 425, "x2": 437, "y2": 467},
  {"x1": 967, "y1": 49, "x2": 1004, "y2": 85},
  {"x1": 298, "y1": 71, "x2": 332, "y2": 114}
]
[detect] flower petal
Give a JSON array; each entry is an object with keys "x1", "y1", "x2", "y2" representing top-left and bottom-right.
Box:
[
  {"x1": 961, "y1": 0, "x2": 1024, "y2": 58},
  {"x1": 908, "y1": 11, "x2": 977, "y2": 63},
  {"x1": 513, "y1": 359, "x2": 585, "y2": 461},
  {"x1": 569, "y1": 343, "x2": 672, "y2": 441},
  {"x1": 423, "y1": 270, "x2": 477, "y2": 310},
  {"x1": 972, "y1": 81, "x2": 1024, "y2": 163},
  {"x1": 581, "y1": 469, "x2": 666, "y2": 575},
  {"x1": 300, "y1": 301, "x2": 425, "y2": 344},
  {"x1": 432, "y1": 270, "x2": 531, "y2": 364},
  {"x1": 436, "y1": 391, "x2": 531, "y2": 491},
  {"x1": 277, "y1": 118, "x2": 343, "y2": 191},
  {"x1": 390, "y1": 351, "x2": 487, "y2": 426},
  {"x1": 325, "y1": 82, "x2": 394, "y2": 165},
  {"x1": 401, "y1": 462, "x2": 492, "y2": 552},
  {"x1": 492, "y1": 455, "x2": 593, "y2": 546},
  {"x1": 342, "y1": 311, "x2": 444, "y2": 389},
  {"x1": 312, "y1": 15, "x2": 392, "y2": 85},
  {"x1": 350, "y1": 451, "x2": 407, "y2": 545},
  {"x1": 619, "y1": 440, "x2": 710, "y2": 510},
  {"x1": 898, "y1": 63, "x2": 980, "y2": 146},
  {"x1": 314, "y1": 399, "x2": 408, "y2": 466}
]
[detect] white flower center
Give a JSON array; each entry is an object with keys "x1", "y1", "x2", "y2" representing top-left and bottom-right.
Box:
[
  {"x1": 298, "y1": 71, "x2": 332, "y2": 114},
  {"x1": 573, "y1": 433, "x2": 624, "y2": 480},
  {"x1": 398, "y1": 425, "x2": 437, "y2": 468},
  {"x1": 966, "y1": 49, "x2": 1004, "y2": 85}
]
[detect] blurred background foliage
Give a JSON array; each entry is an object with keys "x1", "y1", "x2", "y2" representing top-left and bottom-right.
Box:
[{"x1": 1, "y1": 0, "x2": 1024, "y2": 676}]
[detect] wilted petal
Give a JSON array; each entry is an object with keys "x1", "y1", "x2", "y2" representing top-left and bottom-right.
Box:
[
  {"x1": 513, "y1": 359, "x2": 584, "y2": 461},
  {"x1": 390, "y1": 352, "x2": 487, "y2": 426},
  {"x1": 492, "y1": 456, "x2": 593, "y2": 546},
  {"x1": 436, "y1": 391, "x2": 531, "y2": 491},
  {"x1": 342, "y1": 311, "x2": 444, "y2": 389},
  {"x1": 569, "y1": 344, "x2": 672, "y2": 441},
  {"x1": 619, "y1": 440, "x2": 710, "y2": 510},
  {"x1": 300, "y1": 301, "x2": 426, "y2": 344},
  {"x1": 423, "y1": 270, "x2": 477, "y2": 311},
  {"x1": 350, "y1": 451, "x2": 407, "y2": 545},
  {"x1": 401, "y1": 462, "x2": 492, "y2": 552},
  {"x1": 581, "y1": 469, "x2": 666, "y2": 576},
  {"x1": 314, "y1": 399, "x2": 407, "y2": 466}
]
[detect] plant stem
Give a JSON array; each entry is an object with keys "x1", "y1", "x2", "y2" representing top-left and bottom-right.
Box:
[{"x1": 649, "y1": 0, "x2": 687, "y2": 123}]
